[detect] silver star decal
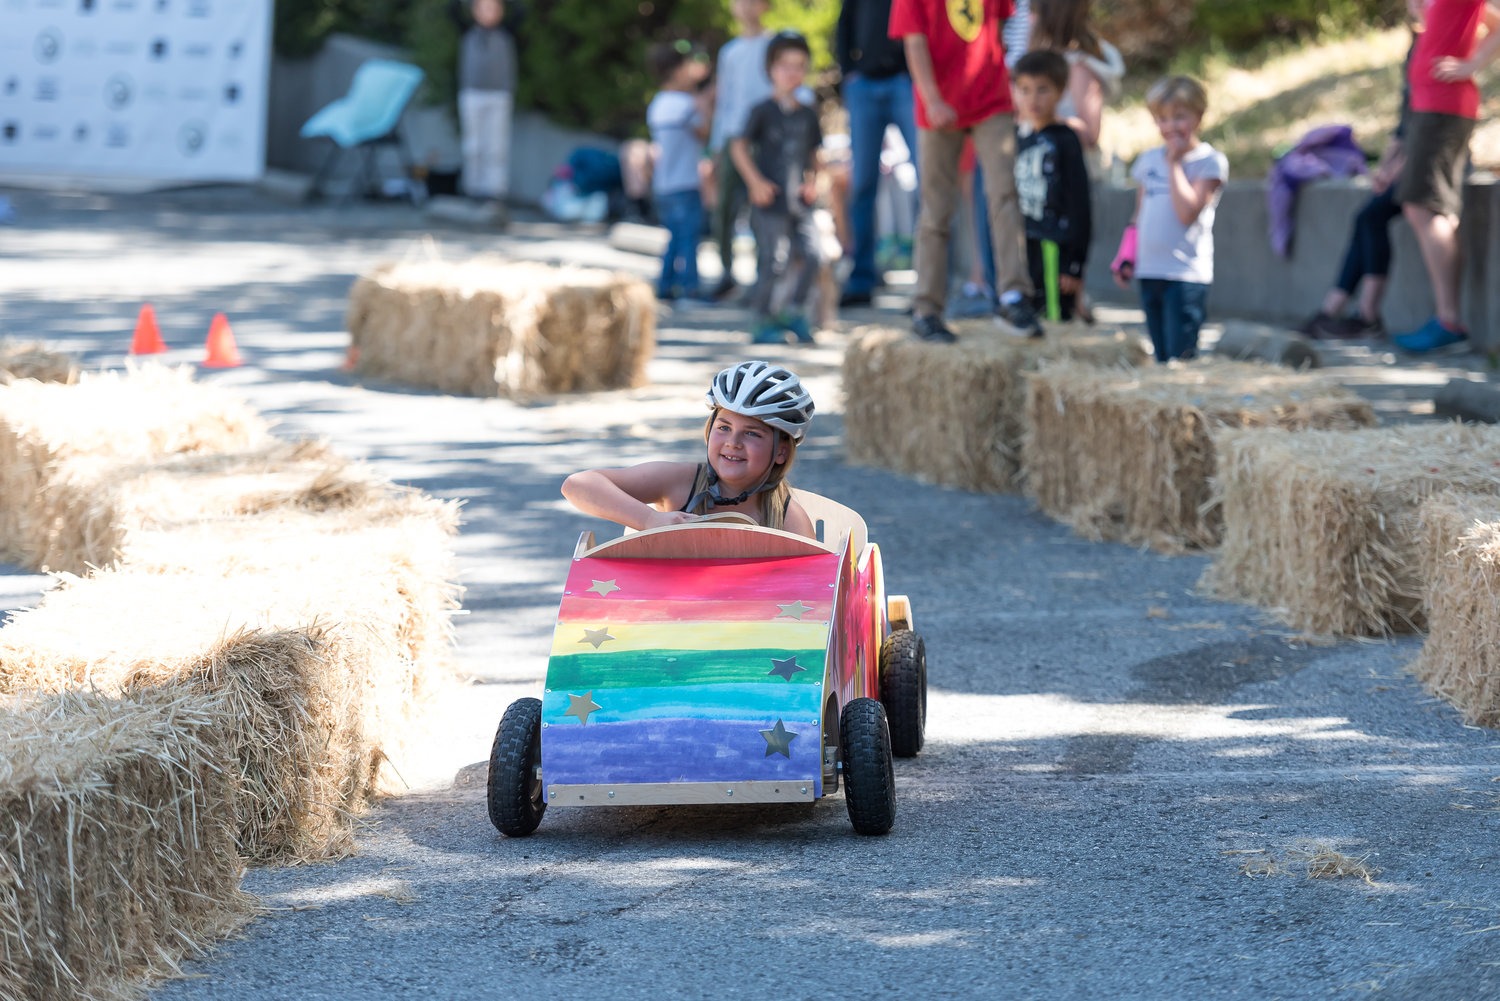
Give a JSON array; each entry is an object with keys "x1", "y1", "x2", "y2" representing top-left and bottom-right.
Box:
[
  {"x1": 564, "y1": 692, "x2": 602, "y2": 725},
  {"x1": 760, "y1": 719, "x2": 797, "y2": 758},
  {"x1": 586, "y1": 579, "x2": 621, "y2": 597},
  {"x1": 775, "y1": 600, "x2": 814, "y2": 619},
  {"x1": 768, "y1": 656, "x2": 806, "y2": 681},
  {"x1": 579, "y1": 627, "x2": 616, "y2": 649}
]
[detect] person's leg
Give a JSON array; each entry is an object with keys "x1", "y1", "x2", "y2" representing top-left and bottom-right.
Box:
[
  {"x1": 458, "y1": 90, "x2": 484, "y2": 198},
  {"x1": 842, "y1": 73, "x2": 883, "y2": 299},
  {"x1": 493, "y1": 91, "x2": 513, "y2": 200},
  {"x1": 783, "y1": 213, "x2": 819, "y2": 342},
  {"x1": 1138, "y1": 278, "x2": 1168, "y2": 363},
  {"x1": 656, "y1": 191, "x2": 687, "y2": 296},
  {"x1": 1404, "y1": 202, "x2": 1462, "y2": 327},
  {"x1": 1163, "y1": 280, "x2": 1209, "y2": 360},
  {"x1": 747, "y1": 207, "x2": 782, "y2": 323},
  {"x1": 681, "y1": 192, "x2": 704, "y2": 294},
  {"x1": 713, "y1": 149, "x2": 741, "y2": 292},
  {"x1": 973, "y1": 164, "x2": 997, "y2": 296},
  {"x1": 912, "y1": 126, "x2": 964, "y2": 319},
  {"x1": 972, "y1": 112, "x2": 1035, "y2": 333}
]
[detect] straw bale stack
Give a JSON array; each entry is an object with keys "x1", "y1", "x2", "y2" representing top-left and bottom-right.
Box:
[
  {"x1": 347, "y1": 258, "x2": 656, "y2": 398},
  {"x1": 0, "y1": 366, "x2": 268, "y2": 569},
  {"x1": 0, "y1": 340, "x2": 77, "y2": 386},
  {"x1": 1023, "y1": 359, "x2": 1377, "y2": 551},
  {"x1": 0, "y1": 688, "x2": 251, "y2": 1001},
  {"x1": 1204, "y1": 423, "x2": 1500, "y2": 636},
  {"x1": 36, "y1": 438, "x2": 439, "y2": 574},
  {"x1": 1412, "y1": 493, "x2": 1500, "y2": 725},
  {"x1": 0, "y1": 554, "x2": 458, "y2": 862},
  {"x1": 842, "y1": 322, "x2": 1149, "y2": 491}
]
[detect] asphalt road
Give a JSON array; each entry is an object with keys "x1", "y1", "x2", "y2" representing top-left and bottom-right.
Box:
[{"x1": 1, "y1": 187, "x2": 1498, "y2": 1000}]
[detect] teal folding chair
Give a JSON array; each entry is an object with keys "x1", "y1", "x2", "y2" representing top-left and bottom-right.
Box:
[{"x1": 301, "y1": 58, "x2": 425, "y2": 202}]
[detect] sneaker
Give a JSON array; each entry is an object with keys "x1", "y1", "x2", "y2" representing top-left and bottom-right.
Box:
[
  {"x1": 995, "y1": 298, "x2": 1043, "y2": 338},
  {"x1": 839, "y1": 288, "x2": 874, "y2": 308},
  {"x1": 1299, "y1": 311, "x2": 1346, "y2": 339},
  {"x1": 948, "y1": 281, "x2": 995, "y2": 319},
  {"x1": 912, "y1": 313, "x2": 957, "y2": 344},
  {"x1": 781, "y1": 313, "x2": 815, "y2": 344},
  {"x1": 751, "y1": 319, "x2": 786, "y2": 345},
  {"x1": 1342, "y1": 315, "x2": 1386, "y2": 339},
  {"x1": 1392, "y1": 317, "x2": 1468, "y2": 354}
]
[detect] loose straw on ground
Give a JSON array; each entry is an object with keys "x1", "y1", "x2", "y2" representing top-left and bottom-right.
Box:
[
  {"x1": 346, "y1": 258, "x2": 656, "y2": 398},
  {"x1": 1204, "y1": 422, "x2": 1500, "y2": 636},
  {"x1": 1412, "y1": 492, "x2": 1500, "y2": 725},
  {"x1": 1023, "y1": 359, "x2": 1376, "y2": 551},
  {"x1": 842, "y1": 321, "x2": 1149, "y2": 492}
]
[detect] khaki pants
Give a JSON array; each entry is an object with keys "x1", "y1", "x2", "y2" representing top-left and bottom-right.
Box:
[{"x1": 914, "y1": 113, "x2": 1029, "y2": 318}]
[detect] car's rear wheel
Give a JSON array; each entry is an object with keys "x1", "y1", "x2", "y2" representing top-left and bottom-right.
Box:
[
  {"x1": 880, "y1": 629, "x2": 927, "y2": 757},
  {"x1": 487, "y1": 698, "x2": 546, "y2": 837},
  {"x1": 840, "y1": 698, "x2": 895, "y2": 836}
]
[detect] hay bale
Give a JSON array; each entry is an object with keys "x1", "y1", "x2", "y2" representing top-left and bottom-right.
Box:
[
  {"x1": 1023, "y1": 359, "x2": 1377, "y2": 551},
  {"x1": 1203, "y1": 423, "x2": 1500, "y2": 636},
  {"x1": 0, "y1": 341, "x2": 77, "y2": 386},
  {"x1": 36, "y1": 438, "x2": 439, "y2": 574},
  {"x1": 841, "y1": 322, "x2": 1150, "y2": 491},
  {"x1": 0, "y1": 553, "x2": 459, "y2": 861},
  {"x1": 0, "y1": 367, "x2": 268, "y2": 570},
  {"x1": 346, "y1": 258, "x2": 656, "y2": 398},
  {"x1": 0, "y1": 688, "x2": 251, "y2": 1001},
  {"x1": 1411, "y1": 493, "x2": 1500, "y2": 725}
]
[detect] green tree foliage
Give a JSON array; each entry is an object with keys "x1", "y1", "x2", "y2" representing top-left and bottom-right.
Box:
[
  {"x1": 1100, "y1": 0, "x2": 1403, "y2": 68},
  {"x1": 764, "y1": 0, "x2": 841, "y2": 74},
  {"x1": 273, "y1": 0, "x2": 409, "y2": 58}
]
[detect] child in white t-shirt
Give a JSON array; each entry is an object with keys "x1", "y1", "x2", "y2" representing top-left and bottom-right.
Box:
[{"x1": 1111, "y1": 75, "x2": 1227, "y2": 362}]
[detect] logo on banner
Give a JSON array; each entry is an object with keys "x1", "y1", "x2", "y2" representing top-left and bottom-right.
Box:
[
  {"x1": 152, "y1": 38, "x2": 169, "y2": 60},
  {"x1": 106, "y1": 74, "x2": 133, "y2": 110},
  {"x1": 37, "y1": 78, "x2": 60, "y2": 101},
  {"x1": 81, "y1": 0, "x2": 97, "y2": 12},
  {"x1": 179, "y1": 120, "x2": 207, "y2": 156},
  {"x1": 2, "y1": 122, "x2": 18, "y2": 144},
  {"x1": 4, "y1": 78, "x2": 18, "y2": 97},
  {"x1": 36, "y1": 28, "x2": 63, "y2": 63}
]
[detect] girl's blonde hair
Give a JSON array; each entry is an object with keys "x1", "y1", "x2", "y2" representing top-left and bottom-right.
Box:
[
  {"x1": 690, "y1": 410, "x2": 799, "y2": 529},
  {"x1": 1146, "y1": 75, "x2": 1208, "y2": 118}
]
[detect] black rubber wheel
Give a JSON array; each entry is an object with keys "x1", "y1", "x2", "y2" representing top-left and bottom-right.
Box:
[
  {"x1": 840, "y1": 697, "x2": 895, "y2": 836},
  {"x1": 880, "y1": 629, "x2": 927, "y2": 758},
  {"x1": 487, "y1": 698, "x2": 546, "y2": 837}
]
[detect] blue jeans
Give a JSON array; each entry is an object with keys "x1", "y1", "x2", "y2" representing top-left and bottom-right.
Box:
[
  {"x1": 1139, "y1": 278, "x2": 1209, "y2": 363},
  {"x1": 973, "y1": 164, "x2": 997, "y2": 295},
  {"x1": 655, "y1": 188, "x2": 703, "y2": 296},
  {"x1": 844, "y1": 72, "x2": 917, "y2": 296}
]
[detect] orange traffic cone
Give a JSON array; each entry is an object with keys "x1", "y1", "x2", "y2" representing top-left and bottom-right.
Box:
[
  {"x1": 129, "y1": 304, "x2": 167, "y2": 355},
  {"x1": 202, "y1": 312, "x2": 242, "y2": 368}
]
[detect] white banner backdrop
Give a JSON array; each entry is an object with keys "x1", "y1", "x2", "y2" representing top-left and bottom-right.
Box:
[{"x1": 0, "y1": 0, "x2": 272, "y2": 183}]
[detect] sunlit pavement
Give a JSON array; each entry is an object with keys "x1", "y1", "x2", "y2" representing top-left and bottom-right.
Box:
[{"x1": 2, "y1": 185, "x2": 1498, "y2": 1000}]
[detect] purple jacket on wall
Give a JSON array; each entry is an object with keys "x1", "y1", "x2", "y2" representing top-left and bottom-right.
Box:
[{"x1": 1267, "y1": 124, "x2": 1368, "y2": 257}]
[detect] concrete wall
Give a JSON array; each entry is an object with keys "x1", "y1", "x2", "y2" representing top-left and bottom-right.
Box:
[
  {"x1": 1084, "y1": 174, "x2": 1499, "y2": 352},
  {"x1": 267, "y1": 34, "x2": 618, "y2": 205}
]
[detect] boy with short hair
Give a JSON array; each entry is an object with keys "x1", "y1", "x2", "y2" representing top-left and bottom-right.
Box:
[
  {"x1": 647, "y1": 41, "x2": 713, "y2": 301},
  {"x1": 458, "y1": 0, "x2": 517, "y2": 205},
  {"x1": 1391, "y1": 0, "x2": 1500, "y2": 353},
  {"x1": 889, "y1": 0, "x2": 1038, "y2": 343},
  {"x1": 731, "y1": 31, "x2": 823, "y2": 345},
  {"x1": 1011, "y1": 48, "x2": 1091, "y2": 328},
  {"x1": 708, "y1": 0, "x2": 774, "y2": 300}
]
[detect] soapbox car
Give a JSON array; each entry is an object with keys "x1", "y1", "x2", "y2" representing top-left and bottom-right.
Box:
[{"x1": 486, "y1": 490, "x2": 927, "y2": 837}]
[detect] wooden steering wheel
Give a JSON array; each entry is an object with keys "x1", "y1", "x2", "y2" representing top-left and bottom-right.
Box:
[{"x1": 695, "y1": 511, "x2": 759, "y2": 526}]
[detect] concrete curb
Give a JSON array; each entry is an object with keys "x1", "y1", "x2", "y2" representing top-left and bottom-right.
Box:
[
  {"x1": 1212, "y1": 320, "x2": 1322, "y2": 369},
  {"x1": 1434, "y1": 376, "x2": 1500, "y2": 423}
]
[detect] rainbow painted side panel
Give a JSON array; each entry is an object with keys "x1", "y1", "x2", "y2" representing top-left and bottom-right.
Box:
[{"x1": 541, "y1": 554, "x2": 841, "y2": 799}]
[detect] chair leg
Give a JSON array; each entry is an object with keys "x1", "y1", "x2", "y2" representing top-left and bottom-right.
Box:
[
  {"x1": 308, "y1": 143, "x2": 343, "y2": 202},
  {"x1": 395, "y1": 131, "x2": 424, "y2": 205}
]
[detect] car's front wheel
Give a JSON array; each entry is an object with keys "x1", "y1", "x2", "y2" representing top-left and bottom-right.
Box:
[
  {"x1": 880, "y1": 629, "x2": 927, "y2": 757},
  {"x1": 487, "y1": 698, "x2": 546, "y2": 837},
  {"x1": 840, "y1": 698, "x2": 895, "y2": 836}
]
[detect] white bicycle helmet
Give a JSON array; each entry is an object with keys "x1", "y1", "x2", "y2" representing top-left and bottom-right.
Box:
[{"x1": 705, "y1": 361, "x2": 815, "y2": 442}]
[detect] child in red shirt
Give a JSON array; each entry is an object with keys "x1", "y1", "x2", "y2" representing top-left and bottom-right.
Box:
[{"x1": 889, "y1": 0, "x2": 1038, "y2": 342}]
